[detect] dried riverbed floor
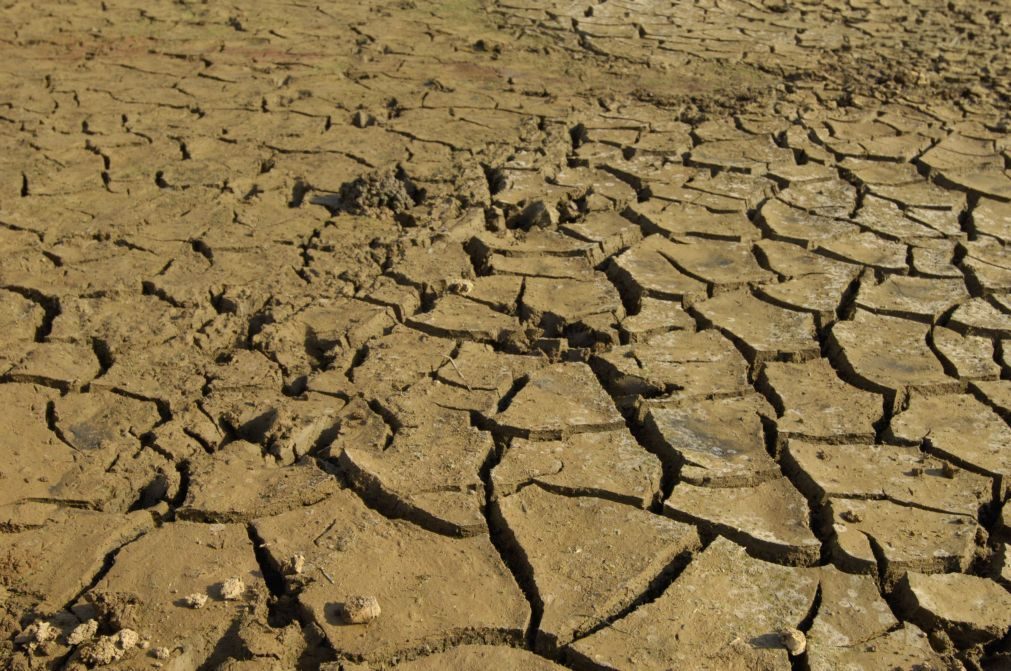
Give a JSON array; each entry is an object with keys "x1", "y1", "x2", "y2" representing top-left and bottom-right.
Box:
[{"x1": 2, "y1": 0, "x2": 1011, "y2": 669}]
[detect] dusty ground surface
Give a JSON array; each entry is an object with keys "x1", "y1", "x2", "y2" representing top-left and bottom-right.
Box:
[{"x1": 1, "y1": 0, "x2": 1010, "y2": 669}]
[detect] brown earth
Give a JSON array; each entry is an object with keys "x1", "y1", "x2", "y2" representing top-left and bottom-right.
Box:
[{"x1": 1, "y1": 0, "x2": 1010, "y2": 669}]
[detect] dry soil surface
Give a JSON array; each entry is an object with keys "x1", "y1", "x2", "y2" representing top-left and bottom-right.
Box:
[{"x1": 2, "y1": 0, "x2": 1011, "y2": 670}]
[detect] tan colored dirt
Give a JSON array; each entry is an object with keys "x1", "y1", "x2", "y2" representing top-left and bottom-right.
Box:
[{"x1": 1, "y1": 0, "x2": 1009, "y2": 669}]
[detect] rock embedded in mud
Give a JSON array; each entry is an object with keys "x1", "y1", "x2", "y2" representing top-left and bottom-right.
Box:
[{"x1": 341, "y1": 595, "x2": 382, "y2": 624}]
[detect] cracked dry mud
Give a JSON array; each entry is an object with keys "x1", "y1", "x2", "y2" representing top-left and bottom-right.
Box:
[{"x1": 1, "y1": 0, "x2": 1010, "y2": 670}]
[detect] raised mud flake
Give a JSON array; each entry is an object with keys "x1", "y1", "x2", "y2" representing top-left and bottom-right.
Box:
[
  {"x1": 783, "y1": 440, "x2": 991, "y2": 517},
  {"x1": 386, "y1": 644, "x2": 567, "y2": 670},
  {"x1": 854, "y1": 275, "x2": 970, "y2": 323},
  {"x1": 888, "y1": 393, "x2": 1011, "y2": 488},
  {"x1": 0, "y1": 289, "x2": 43, "y2": 372},
  {"x1": 594, "y1": 329, "x2": 751, "y2": 403},
  {"x1": 909, "y1": 239, "x2": 964, "y2": 279},
  {"x1": 693, "y1": 290, "x2": 820, "y2": 364},
  {"x1": 488, "y1": 362, "x2": 624, "y2": 440},
  {"x1": 970, "y1": 379, "x2": 1011, "y2": 421},
  {"x1": 852, "y1": 194, "x2": 944, "y2": 241},
  {"x1": 660, "y1": 239, "x2": 774, "y2": 293},
  {"x1": 606, "y1": 234, "x2": 708, "y2": 303},
  {"x1": 896, "y1": 572, "x2": 1011, "y2": 647},
  {"x1": 568, "y1": 537, "x2": 818, "y2": 671},
  {"x1": 495, "y1": 485, "x2": 700, "y2": 649},
  {"x1": 617, "y1": 296, "x2": 695, "y2": 342},
  {"x1": 492, "y1": 429, "x2": 662, "y2": 508},
  {"x1": 639, "y1": 393, "x2": 777, "y2": 487},
  {"x1": 0, "y1": 503, "x2": 154, "y2": 612},
  {"x1": 336, "y1": 392, "x2": 491, "y2": 537},
  {"x1": 664, "y1": 478, "x2": 821, "y2": 565},
  {"x1": 759, "y1": 359, "x2": 883, "y2": 442},
  {"x1": 688, "y1": 136, "x2": 795, "y2": 174},
  {"x1": 870, "y1": 180, "x2": 967, "y2": 213},
  {"x1": 178, "y1": 445, "x2": 340, "y2": 523},
  {"x1": 828, "y1": 498, "x2": 979, "y2": 579},
  {"x1": 252, "y1": 490, "x2": 528, "y2": 661},
  {"x1": 73, "y1": 522, "x2": 265, "y2": 669},
  {"x1": 828, "y1": 310, "x2": 955, "y2": 406}
]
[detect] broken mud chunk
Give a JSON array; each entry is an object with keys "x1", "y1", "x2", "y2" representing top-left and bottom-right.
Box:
[
  {"x1": 220, "y1": 577, "x2": 245, "y2": 601},
  {"x1": 340, "y1": 595, "x2": 382, "y2": 624}
]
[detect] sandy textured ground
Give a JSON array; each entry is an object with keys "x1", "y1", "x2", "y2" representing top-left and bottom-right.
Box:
[{"x1": 2, "y1": 0, "x2": 1010, "y2": 669}]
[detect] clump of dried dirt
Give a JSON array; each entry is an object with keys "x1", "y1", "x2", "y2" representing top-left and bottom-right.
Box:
[
  {"x1": 77, "y1": 628, "x2": 139, "y2": 666},
  {"x1": 337, "y1": 168, "x2": 418, "y2": 215},
  {"x1": 85, "y1": 591, "x2": 140, "y2": 631},
  {"x1": 340, "y1": 595, "x2": 381, "y2": 624}
]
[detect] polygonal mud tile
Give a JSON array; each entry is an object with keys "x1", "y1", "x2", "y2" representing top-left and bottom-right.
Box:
[
  {"x1": 828, "y1": 310, "x2": 957, "y2": 408},
  {"x1": 6, "y1": 341, "x2": 100, "y2": 392},
  {"x1": 693, "y1": 291, "x2": 820, "y2": 364},
  {"x1": 568, "y1": 537, "x2": 818, "y2": 670},
  {"x1": 854, "y1": 275, "x2": 969, "y2": 323},
  {"x1": 970, "y1": 379, "x2": 1011, "y2": 421},
  {"x1": 488, "y1": 362, "x2": 625, "y2": 440},
  {"x1": 909, "y1": 239, "x2": 964, "y2": 279},
  {"x1": 784, "y1": 440, "x2": 991, "y2": 516},
  {"x1": 778, "y1": 178, "x2": 857, "y2": 219},
  {"x1": 870, "y1": 180, "x2": 966, "y2": 212},
  {"x1": 386, "y1": 645, "x2": 567, "y2": 670},
  {"x1": 178, "y1": 446, "x2": 340, "y2": 523},
  {"x1": 827, "y1": 498, "x2": 980, "y2": 580},
  {"x1": 638, "y1": 392, "x2": 777, "y2": 487},
  {"x1": 492, "y1": 428, "x2": 662, "y2": 507},
  {"x1": 0, "y1": 503, "x2": 154, "y2": 613},
  {"x1": 607, "y1": 235, "x2": 707, "y2": 303},
  {"x1": 758, "y1": 197, "x2": 860, "y2": 247},
  {"x1": 758, "y1": 358, "x2": 883, "y2": 443},
  {"x1": 494, "y1": 485, "x2": 699, "y2": 649},
  {"x1": 816, "y1": 232, "x2": 908, "y2": 272},
  {"x1": 488, "y1": 253, "x2": 595, "y2": 279},
  {"x1": 808, "y1": 566, "x2": 897, "y2": 648},
  {"x1": 521, "y1": 274, "x2": 625, "y2": 335},
  {"x1": 807, "y1": 623, "x2": 949, "y2": 671},
  {"x1": 896, "y1": 572, "x2": 1011, "y2": 647},
  {"x1": 560, "y1": 210, "x2": 643, "y2": 256},
  {"x1": 73, "y1": 522, "x2": 266, "y2": 670},
  {"x1": 664, "y1": 478, "x2": 821, "y2": 565},
  {"x1": 631, "y1": 200, "x2": 760, "y2": 242},
  {"x1": 252, "y1": 490, "x2": 529, "y2": 661},
  {"x1": 932, "y1": 326, "x2": 1001, "y2": 381},
  {"x1": 347, "y1": 326, "x2": 456, "y2": 397},
  {"x1": 853, "y1": 195, "x2": 943, "y2": 241},
  {"x1": 948, "y1": 297, "x2": 1011, "y2": 337},
  {"x1": 661, "y1": 240, "x2": 774, "y2": 293},
  {"x1": 617, "y1": 296, "x2": 696, "y2": 342},
  {"x1": 595, "y1": 329, "x2": 750, "y2": 403},
  {"x1": 407, "y1": 294, "x2": 520, "y2": 343},
  {"x1": 334, "y1": 393, "x2": 491, "y2": 537},
  {"x1": 973, "y1": 197, "x2": 1011, "y2": 240},
  {"x1": 888, "y1": 392, "x2": 1011, "y2": 490},
  {"x1": 962, "y1": 238, "x2": 1011, "y2": 295}
]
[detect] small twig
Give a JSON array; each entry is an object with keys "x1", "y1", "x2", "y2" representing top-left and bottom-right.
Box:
[
  {"x1": 442, "y1": 355, "x2": 472, "y2": 391},
  {"x1": 318, "y1": 566, "x2": 335, "y2": 584}
]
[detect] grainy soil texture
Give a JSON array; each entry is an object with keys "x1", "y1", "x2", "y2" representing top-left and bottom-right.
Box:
[{"x1": 2, "y1": 0, "x2": 1011, "y2": 670}]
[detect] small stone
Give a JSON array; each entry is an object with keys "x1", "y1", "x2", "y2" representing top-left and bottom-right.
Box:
[
  {"x1": 153, "y1": 646, "x2": 171, "y2": 660},
  {"x1": 220, "y1": 577, "x2": 245, "y2": 601},
  {"x1": 183, "y1": 593, "x2": 208, "y2": 609},
  {"x1": 780, "y1": 628, "x2": 807, "y2": 656},
  {"x1": 447, "y1": 278, "x2": 474, "y2": 295},
  {"x1": 341, "y1": 595, "x2": 381, "y2": 624},
  {"x1": 840, "y1": 510, "x2": 863, "y2": 523},
  {"x1": 15, "y1": 620, "x2": 58, "y2": 648},
  {"x1": 67, "y1": 619, "x2": 99, "y2": 645},
  {"x1": 79, "y1": 628, "x2": 140, "y2": 666},
  {"x1": 286, "y1": 554, "x2": 306, "y2": 576}
]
